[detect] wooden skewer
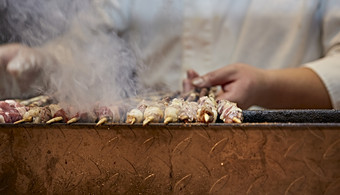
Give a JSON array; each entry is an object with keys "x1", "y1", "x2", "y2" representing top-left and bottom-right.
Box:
[
  {"x1": 204, "y1": 113, "x2": 210, "y2": 123},
  {"x1": 130, "y1": 118, "x2": 136, "y2": 124},
  {"x1": 14, "y1": 116, "x2": 33, "y2": 124},
  {"x1": 67, "y1": 117, "x2": 79, "y2": 124},
  {"x1": 143, "y1": 116, "x2": 154, "y2": 126},
  {"x1": 232, "y1": 117, "x2": 241, "y2": 123},
  {"x1": 46, "y1": 116, "x2": 63, "y2": 124},
  {"x1": 164, "y1": 117, "x2": 172, "y2": 125},
  {"x1": 96, "y1": 117, "x2": 108, "y2": 126}
]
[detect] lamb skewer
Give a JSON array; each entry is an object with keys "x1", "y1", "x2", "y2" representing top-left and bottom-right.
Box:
[
  {"x1": 126, "y1": 100, "x2": 150, "y2": 124},
  {"x1": 95, "y1": 105, "x2": 121, "y2": 126},
  {"x1": 0, "y1": 100, "x2": 27, "y2": 123},
  {"x1": 217, "y1": 100, "x2": 243, "y2": 123},
  {"x1": 66, "y1": 111, "x2": 97, "y2": 124},
  {"x1": 142, "y1": 101, "x2": 166, "y2": 126},
  {"x1": 178, "y1": 101, "x2": 199, "y2": 123},
  {"x1": 19, "y1": 95, "x2": 52, "y2": 107},
  {"x1": 164, "y1": 98, "x2": 184, "y2": 124},
  {"x1": 14, "y1": 106, "x2": 52, "y2": 124},
  {"x1": 46, "y1": 104, "x2": 68, "y2": 124},
  {"x1": 197, "y1": 96, "x2": 218, "y2": 123}
]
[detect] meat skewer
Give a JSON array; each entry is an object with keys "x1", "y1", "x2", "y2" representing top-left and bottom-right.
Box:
[
  {"x1": 178, "y1": 101, "x2": 199, "y2": 123},
  {"x1": 217, "y1": 100, "x2": 243, "y2": 123},
  {"x1": 126, "y1": 100, "x2": 150, "y2": 124},
  {"x1": 164, "y1": 98, "x2": 184, "y2": 124},
  {"x1": 46, "y1": 104, "x2": 68, "y2": 124},
  {"x1": 14, "y1": 106, "x2": 52, "y2": 124},
  {"x1": 0, "y1": 100, "x2": 27, "y2": 123},
  {"x1": 197, "y1": 96, "x2": 218, "y2": 123},
  {"x1": 95, "y1": 105, "x2": 121, "y2": 126},
  {"x1": 19, "y1": 95, "x2": 52, "y2": 107},
  {"x1": 66, "y1": 111, "x2": 97, "y2": 124},
  {"x1": 142, "y1": 101, "x2": 166, "y2": 126}
]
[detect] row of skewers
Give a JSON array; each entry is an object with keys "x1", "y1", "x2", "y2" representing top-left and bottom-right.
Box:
[{"x1": 0, "y1": 88, "x2": 243, "y2": 126}]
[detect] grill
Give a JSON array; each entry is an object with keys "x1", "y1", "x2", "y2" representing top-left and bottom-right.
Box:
[{"x1": 1, "y1": 110, "x2": 340, "y2": 194}]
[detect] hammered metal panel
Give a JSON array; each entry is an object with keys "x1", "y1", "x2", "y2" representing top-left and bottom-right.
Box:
[{"x1": 0, "y1": 124, "x2": 340, "y2": 194}]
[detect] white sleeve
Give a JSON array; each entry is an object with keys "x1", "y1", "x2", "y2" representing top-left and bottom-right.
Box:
[{"x1": 305, "y1": 0, "x2": 340, "y2": 109}]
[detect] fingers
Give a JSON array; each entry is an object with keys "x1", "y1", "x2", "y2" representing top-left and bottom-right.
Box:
[
  {"x1": 192, "y1": 65, "x2": 236, "y2": 88},
  {"x1": 187, "y1": 69, "x2": 199, "y2": 79},
  {"x1": 182, "y1": 69, "x2": 200, "y2": 93},
  {"x1": 182, "y1": 78, "x2": 193, "y2": 93}
]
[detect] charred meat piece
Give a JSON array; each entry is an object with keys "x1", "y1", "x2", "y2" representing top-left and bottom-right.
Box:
[
  {"x1": 197, "y1": 96, "x2": 218, "y2": 123},
  {"x1": 217, "y1": 100, "x2": 243, "y2": 123}
]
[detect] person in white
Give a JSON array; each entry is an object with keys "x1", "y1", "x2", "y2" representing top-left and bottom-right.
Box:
[{"x1": 0, "y1": 0, "x2": 339, "y2": 109}]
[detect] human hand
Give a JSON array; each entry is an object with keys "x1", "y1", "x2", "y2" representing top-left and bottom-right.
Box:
[
  {"x1": 189, "y1": 63, "x2": 268, "y2": 109},
  {"x1": 0, "y1": 43, "x2": 51, "y2": 97},
  {"x1": 182, "y1": 69, "x2": 200, "y2": 93}
]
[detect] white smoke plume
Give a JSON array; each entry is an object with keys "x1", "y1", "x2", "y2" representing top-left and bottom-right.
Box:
[{"x1": 1, "y1": 0, "x2": 145, "y2": 111}]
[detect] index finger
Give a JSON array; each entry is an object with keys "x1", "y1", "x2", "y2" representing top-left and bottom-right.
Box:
[{"x1": 192, "y1": 65, "x2": 236, "y2": 88}]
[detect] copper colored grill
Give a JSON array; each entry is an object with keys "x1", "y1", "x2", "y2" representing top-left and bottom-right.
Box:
[{"x1": 1, "y1": 110, "x2": 340, "y2": 194}]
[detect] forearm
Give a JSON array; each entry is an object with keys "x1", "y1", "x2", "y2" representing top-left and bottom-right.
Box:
[{"x1": 258, "y1": 67, "x2": 332, "y2": 109}]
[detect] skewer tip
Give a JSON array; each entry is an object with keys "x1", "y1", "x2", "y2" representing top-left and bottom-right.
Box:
[
  {"x1": 232, "y1": 117, "x2": 242, "y2": 123},
  {"x1": 14, "y1": 116, "x2": 33, "y2": 124},
  {"x1": 67, "y1": 117, "x2": 78, "y2": 124},
  {"x1": 164, "y1": 117, "x2": 172, "y2": 125},
  {"x1": 204, "y1": 113, "x2": 210, "y2": 123},
  {"x1": 143, "y1": 116, "x2": 154, "y2": 126},
  {"x1": 96, "y1": 117, "x2": 108, "y2": 126},
  {"x1": 46, "y1": 116, "x2": 63, "y2": 124}
]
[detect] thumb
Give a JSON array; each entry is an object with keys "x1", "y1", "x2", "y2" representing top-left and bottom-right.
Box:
[{"x1": 192, "y1": 66, "x2": 235, "y2": 88}]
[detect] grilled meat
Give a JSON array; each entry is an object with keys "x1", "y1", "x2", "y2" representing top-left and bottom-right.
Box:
[{"x1": 217, "y1": 100, "x2": 243, "y2": 123}]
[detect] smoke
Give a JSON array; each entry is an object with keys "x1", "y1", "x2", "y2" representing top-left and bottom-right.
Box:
[{"x1": 1, "y1": 0, "x2": 143, "y2": 111}]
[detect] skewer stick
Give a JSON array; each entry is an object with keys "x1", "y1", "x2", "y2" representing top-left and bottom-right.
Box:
[
  {"x1": 67, "y1": 117, "x2": 79, "y2": 124},
  {"x1": 232, "y1": 117, "x2": 242, "y2": 123},
  {"x1": 46, "y1": 116, "x2": 63, "y2": 124},
  {"x1": 204, "y1": 113, "x2": 210, "y2": 123},
  {"x1": 164, "y1": 117, "x2": 172, "y2": 125},
  {"x1": 14, "y1": 116, "x2": 33, "y2": 124},
  {"x1": 96, "y1": 117, "x2": 108, "y2": 126},
  {"x1": 143, "y1": 116, "x2": 154, "y2": 126},
  {"x1": 130, "y1": 118, "x2": 136, "y2": 125}
]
